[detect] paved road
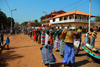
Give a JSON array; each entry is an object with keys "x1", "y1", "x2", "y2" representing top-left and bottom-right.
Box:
[{"x1": 0, "y1": 33, "x2": 100, "y2": 67}]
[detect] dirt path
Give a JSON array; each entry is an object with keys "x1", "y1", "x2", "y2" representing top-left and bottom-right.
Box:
[{"x1": 0, "y1": 33, "x2": 100, "y2": 67}]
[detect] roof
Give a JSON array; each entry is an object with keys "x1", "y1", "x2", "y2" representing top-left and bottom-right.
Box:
[
  {"x1": 53, "y1": 10, "x2": 96, "y2": 19},
  {"x1": 31, "y1": 21, "x2": 35, "y2": 23},
  {"x1": 27, "y1": 21, "x2": 35, "y2": 26}
]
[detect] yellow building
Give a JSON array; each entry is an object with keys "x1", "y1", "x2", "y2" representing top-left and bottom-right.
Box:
[{"x1": 50, "y1": 10, "x2": 96, "y2": 30}]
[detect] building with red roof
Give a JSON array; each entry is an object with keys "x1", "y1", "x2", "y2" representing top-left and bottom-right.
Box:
[
  {"x1": 50, "y1": 10, "x2": 96, "y2": 30},
  {"x1": 41, "y1": 10, "x2": 66, "y2": 27}
]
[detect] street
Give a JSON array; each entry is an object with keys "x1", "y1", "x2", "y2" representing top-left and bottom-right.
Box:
[{"x1": 0, "y1": 33, "x2": 100, "y2": 67}]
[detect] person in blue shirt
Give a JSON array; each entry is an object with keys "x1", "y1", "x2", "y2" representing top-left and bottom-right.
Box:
[{"x1": 6, "y1": 36, "x2": 10, "y2": 49}]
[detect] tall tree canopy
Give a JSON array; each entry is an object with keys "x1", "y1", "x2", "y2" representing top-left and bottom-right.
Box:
[
  {"x1": 33, "y1": 19, "x2": 39, "y2": 26},
  {"x1": 14, "y1": 22, "x2": 20, "y2": 27},
  {"x1": 0, "y1": 11, "x2": 15, "y2": 29},
  {"x1": 7, "y1": 17, "x2": 15, "y2": 28},
  {"x1": 0, "y1": 11, "x2": 7, "y2": 29},
  {"x1": 95, "y1": 16, "x2": 100, "y2": 22},
  {"x1": 21, "y1": 21, "x2": 28, "y2": 26}
]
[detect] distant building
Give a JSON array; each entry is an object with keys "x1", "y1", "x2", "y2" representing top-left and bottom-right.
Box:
[
  {"x1": 27, "y1": 20, "x2": 41, "y2": 28},
  {"x1": 50, "y1": 10, "x2": 96, "y2": 30},
  {"x1": 27, "y1": 21, "x2": 35, "y2": 28},
  {"x1": 41, "y1": 10, "x2": 66, "y2": 27}
]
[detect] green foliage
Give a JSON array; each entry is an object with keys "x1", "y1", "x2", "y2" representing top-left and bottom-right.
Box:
[
  {"x1": 21, "y1": 21, "x2": 28, "y2": 26},
  {"x1": 0, "y1": 11, "x2": 7, "y2": 28},
  {"x1": 0, "y1": 11, "x2": 15, "y2": 29},
  {"x1": 95, "y1": 16, "x2": 100, "y2": 22},
  {"x1": 14, "y1": 22, "x2": 20, "y2": 27},
  {"x1": 40, "y1": 21, "x2": 45, "y2": 24},
  {"x1": 33, "y1": 19, "x2": 39, "y2": 27},
  {"x1": 34, "y1": 19, "x2": 38, "y2": 23},
  {"x1": 7, "y1": 17, "x2": 15, "y2": 27}
]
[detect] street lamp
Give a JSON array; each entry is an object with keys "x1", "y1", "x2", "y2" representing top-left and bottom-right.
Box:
[
  {"x1": 43, "y1": 11, "x2": 47, "y2": 27},
  {"x1": 11, "y1": 9, "x2": 17, "y2": 29}
]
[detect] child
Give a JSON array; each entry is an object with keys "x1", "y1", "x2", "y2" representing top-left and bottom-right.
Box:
[{"x1": 6, "y1": 36, "x2": 10, "y2": 49}]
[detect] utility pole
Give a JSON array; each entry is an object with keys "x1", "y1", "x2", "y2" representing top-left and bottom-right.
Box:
[
  {"x1": 43, "y1": 11, "x2": 47, "y2": 27},
  {"x1": 11, "y1": 9, "x2": 17, "y2": 29},
  {"x1": 88, "y1": 0, "x2": 91, "y2": 32}
]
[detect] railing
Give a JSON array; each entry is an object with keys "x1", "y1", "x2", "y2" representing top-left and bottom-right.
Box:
[{"x1": 50, "y1": 19, "x2": 95, "y2": 24}]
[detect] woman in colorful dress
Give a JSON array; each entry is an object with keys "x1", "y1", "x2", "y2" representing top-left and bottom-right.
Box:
[
  {"x1": 45, "y1": 30, "x2": 49, "y2": 45},
  {"x1": 41, "y1": 29, "x2": 45, "y2": 45},
  {"x1": 59, "y1": 29, "x2": 66, "y2": 57},
  {"x1": 41, "y1": 30, "x2": 56, "y2": 67},
  {"x1": 62, "y1": 28, "x2": 75, "y2": 67},
  {"x1": 54, "y1": 36, "x2": 60, "y2": 51},
  {"x1": 38, "y1": 28, "x2": 41, "y2": 44},
  {"x1": 33, "y1": 29, "x2": 36, "y2": 41}
]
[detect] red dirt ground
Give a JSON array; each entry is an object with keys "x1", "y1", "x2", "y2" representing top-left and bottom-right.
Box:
[{"x1": 0, "y1": 33, "x2": 100, "y2": 67}]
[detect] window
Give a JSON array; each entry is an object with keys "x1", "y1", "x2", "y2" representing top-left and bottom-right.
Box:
[
  {"x1": 80, "y1": 16, "x2": 83, "y2": 19},
  {"x1": 70, "y1": 17, "x2": 71, "y2": 19},
  {"x1": 64, "y1": 17, "x2": 67, "y2": 20},
  {"x1": 60, "y1": 17, "x2": 62, "y2": 21},
  {"x1": 75, "y1": 16, "x2": 77, "y2": 19},
  {"x1": 87, "y1": 16, "x2": 89, "y2": 20},
  {"x1": 53, "y1": 19, "x2": 55, "y2": 22}
]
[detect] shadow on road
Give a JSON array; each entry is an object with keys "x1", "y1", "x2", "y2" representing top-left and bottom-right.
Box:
[
  {"x1": 79, "y1": 49, "x2": 84, "y2": 51},
  {"x1": 75, "y1": 53, "x2": 87, "y2": 57},
  {"x1": 50, "y1": 62, "x2": 63, "y2": 67},
  {"x1": 0, "y1": 50, "x2": 23, "y2": 67},
  {"x1": 8, "y1": 46, "x2": 32, "y2": 49},
  {"x1": 74, "y1": 60, "x2": 89, "y2": 67}
]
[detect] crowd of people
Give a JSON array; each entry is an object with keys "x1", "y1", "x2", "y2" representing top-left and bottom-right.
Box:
[
  {"x1": 25, "y1": 26, "x2": 84, "y2": 67},
  {"x1": 0, "y1": 26, "x2": 99, "y2": 67}
]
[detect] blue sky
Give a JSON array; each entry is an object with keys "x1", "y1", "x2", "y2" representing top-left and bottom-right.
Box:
[{"x1": 0, "y1": 0, "x2": 100, "y2": 24}]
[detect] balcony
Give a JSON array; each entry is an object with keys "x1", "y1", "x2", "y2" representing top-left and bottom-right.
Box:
[{"x1": 50, "y1": 19, "x2": 95, "y2": 24}]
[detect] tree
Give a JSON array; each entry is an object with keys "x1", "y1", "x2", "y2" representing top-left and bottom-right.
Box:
[
  {"x1": 0, "y1": 11, "x2": 7, "y2": 29},
  {"x1": 14, "y1": 22, "x2": 20, "y2": 27},
  {"x1": 21, "y1": 21, "x2": 28, "y2": 26},
  {"x1": 7, "y1": 17, "x2": 15, "y2": 28},
  {"x1": 0, "y1": 11, "x2": 15, "y2": 29},
  {"x1": 34, "y1": 19, "x2": 38, "y2": 23},
  {"x1": 40, "y1": 21, "x2": 45, "y2": 24},
  {"x1": 33, "y1": 19, "x2": 39, "y2": 27},
  {"x1": 95, "y1": 16, "x2": 100, "y2": 22}
]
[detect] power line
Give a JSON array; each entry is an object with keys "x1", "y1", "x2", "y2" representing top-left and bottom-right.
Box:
[
  {"x1": 5, "y1": 0, "x2": 11, "y2": 11},
  {"x1": 65, "y1": 0, "x2": 89, "y2": 12},
  {"x1": 60, "y1": 0, "x2": 83, "y2": 10}
]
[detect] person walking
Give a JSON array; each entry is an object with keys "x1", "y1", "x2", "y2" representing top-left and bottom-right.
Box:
[
  {"x1": 90, "y1": 27, "x2": 97, "y2": 47},
  {"x1": 62, "y1": 28, "x2": 75, "y2": 67},
  {"x1": 6, "y1": 36, "x2": 10, "y2": 49}
]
